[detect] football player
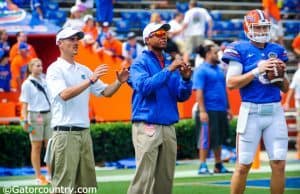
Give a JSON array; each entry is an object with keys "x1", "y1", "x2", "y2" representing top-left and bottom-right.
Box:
[{"x1": 222, "y1": 9, "x2": 289, "y2": 194}]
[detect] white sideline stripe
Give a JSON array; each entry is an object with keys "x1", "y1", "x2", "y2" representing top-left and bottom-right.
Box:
[{"x1": 0, "y1": 164, "x2": 299, "y2": 187}]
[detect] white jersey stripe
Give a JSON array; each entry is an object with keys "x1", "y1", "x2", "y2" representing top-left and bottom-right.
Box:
[{"x1": 256, "y1": 9, "x2": 265, "y2": 20}]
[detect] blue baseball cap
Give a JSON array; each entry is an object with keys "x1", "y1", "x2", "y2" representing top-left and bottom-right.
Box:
[{"x1": 19, "y1": 42, "x2": 29, "y2": 50}]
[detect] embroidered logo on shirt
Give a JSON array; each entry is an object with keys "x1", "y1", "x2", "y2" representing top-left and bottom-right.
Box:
[{"x1": 268, "y1": 52, "x2": 278, "y2": 59}]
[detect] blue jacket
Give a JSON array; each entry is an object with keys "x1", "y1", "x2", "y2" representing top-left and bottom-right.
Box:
[{"x1": 128, "y1": 50, "x2": 192, "y2": 125}]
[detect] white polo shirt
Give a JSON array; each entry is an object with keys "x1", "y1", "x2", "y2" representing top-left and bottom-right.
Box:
[
  {"x1": 46, "y1": 57, "x2": 107, "y2": 128},
  {"x1": 20, "y1": 75, "x2": 51, "y2": 112}
]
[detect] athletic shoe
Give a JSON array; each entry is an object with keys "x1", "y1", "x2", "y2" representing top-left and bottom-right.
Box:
[
  {"x1": 198, "y1": 163, "x2": 211, "y2": 175},
  {"x1": 46, "y1": 175, "x2": 52, "y2": 183},
  {"x1": 214, "y1": 163, "x2": 232, "y2": 173},
  {"x1": 36, "y1": 175, "x2": 49, "y2": 185}
]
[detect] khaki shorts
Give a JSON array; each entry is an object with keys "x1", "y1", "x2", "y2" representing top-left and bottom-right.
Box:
[
  {"x1": 50, "y1": 129, "x2": 97, "y2": 192},
  {"x1": 184, "y1": 35, "x2": 204, "y2": 54},
  {"x1": 28, "y1": 112, "x2": 52, "y2": 141}
]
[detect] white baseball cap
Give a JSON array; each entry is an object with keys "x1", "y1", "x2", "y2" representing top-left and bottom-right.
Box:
[
  {"x1": 70, "y1": 5, "x2": 80, "y2": 14},
  {"x1": 56, "y1": 27, "x2": 84, "y2": 45},
  {"x1": 83, "y1": 14, "x2": 93, "y2": 23},
  {"x1": 142, "y1": 23, "x2": 170, "y2": 43}
]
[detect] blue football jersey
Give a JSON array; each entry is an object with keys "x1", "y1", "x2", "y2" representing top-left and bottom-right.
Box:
[{"x1": 222, "y1": 40, "x2": 288, "y2": 103}]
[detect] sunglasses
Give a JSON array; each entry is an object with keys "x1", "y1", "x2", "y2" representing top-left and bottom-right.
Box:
[
  {"x1": 149, "y1": 30, "x2": 167, "y2": 38},
  {"x1": 62, "y1": 36, "x2": 79, "y2": 42}
]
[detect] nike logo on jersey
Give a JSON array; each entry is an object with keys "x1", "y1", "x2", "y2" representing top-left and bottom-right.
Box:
[{"x1": 247, "y1": 53, "x2": 254, "y2": 58}]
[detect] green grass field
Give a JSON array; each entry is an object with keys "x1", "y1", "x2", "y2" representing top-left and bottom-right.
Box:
[
  {"x1": 0, "y1": 161, "x2": 299, "y2": 194},
  {"x1": 98, "y1": 171, "x2": 300, "y2": 194}
]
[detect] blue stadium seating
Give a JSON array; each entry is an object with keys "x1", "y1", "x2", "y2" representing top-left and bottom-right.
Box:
[
  {"x1": 210, "y1": 10, "x2": 222, "y2": 21},
  {"x1": 44, "y1": 1, "x2": 59, "y2": 11},
  {"x1": 176, "y1": 2, "x2": 189, "y2": 13},
  {"x1": 213, "y1": 21, "x2": 235, "y2": 38},
  {"x1": 160, "y1": 11, "x2": 173, "y2": 22},
  {"x1": 230, "y1": 19, "x2": 244, "y2": 31},
  {"x1": 120, "y1": 12, "x2": 136, "y2": 22},
  {"x1": 136, "y1": 11, "x2": 150, "y2": 19},
  {"x1": 281, "y1": 0, "x2": 300, "y2": 14},
  {"x1": 284, "y1": 21, "x2": 300, "y2": 36},
  {"x1": 213, "y1": 21, "x2": 234, "y2": 31},
  {"x1": 45, "y1": 10, "x2": 67, "y2": 26},
  {"x1": 115, "y1": 20, "x2": 131, "y2": 34}
]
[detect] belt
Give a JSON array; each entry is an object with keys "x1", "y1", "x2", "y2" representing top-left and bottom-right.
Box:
[
  {"x1": 29, "y1": 110, "x2": 50, "y2": 114},
  {"x1": 53, "y1": 126, "x2": 87, "y2": 131},
  {"x1": 40, "y1": 110, "x2": 51, "y2": 114}
]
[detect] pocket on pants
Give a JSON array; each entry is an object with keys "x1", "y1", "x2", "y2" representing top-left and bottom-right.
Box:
[{"x1": 144, "y1": 124, "x2": 156, "y2": 137}]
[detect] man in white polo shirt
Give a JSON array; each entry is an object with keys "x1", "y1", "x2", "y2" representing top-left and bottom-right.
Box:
[{"x1": 46, "y1": 27, "x2": 129, "y2": 192}]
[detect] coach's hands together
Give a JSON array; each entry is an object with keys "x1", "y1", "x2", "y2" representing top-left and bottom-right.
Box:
[
  {"x1": 180, "y1": 63, "x2": 192, "y2": 81},
  {"x1": 168, "y1": 55, "x2": 185, "y2": 72},
  {"x1": 168, "y1": 55, "x2": 192, "y2": 81}
]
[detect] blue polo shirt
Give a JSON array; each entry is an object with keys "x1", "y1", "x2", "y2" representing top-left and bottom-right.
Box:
[{"x1": 192, "y1": 62, "x2": 228, "y2": 111}]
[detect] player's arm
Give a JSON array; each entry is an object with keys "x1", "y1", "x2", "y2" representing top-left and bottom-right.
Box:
[
  {"x1": 196, "y1": 89, "x2": 208, "y2": 122},
  {"x1": 276, "y1": 59, "x2": 289, "y2": 93},
  {"x1": 226, "y1": 60, "x2": 254, "y2": 89},
  {"x1": 227, "y1": 59, "x2": 275, "y2": 89},
  {"x1": 279, "y1": 76, "x2": 289, "y2": 93}
]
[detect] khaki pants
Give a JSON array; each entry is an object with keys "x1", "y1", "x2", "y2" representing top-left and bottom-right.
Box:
[
  {"x1": 50, "y1": 129, "x2": 97, "y2": 194},
  {"x1": 296, "y1": 100, "x2": 300, "y2": 132},
  {"x1": 127, "y1": 123, "x2": 177, "y2": 194}
]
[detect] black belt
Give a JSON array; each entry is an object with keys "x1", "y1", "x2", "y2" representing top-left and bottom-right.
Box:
[
  {"x1": 29, "y1": 110, "x2": 50, "y2": 114},
  {"x1": 53, "y1": 126, "x2": 87, "y2": 131},
  {"x1": 40, "y1": 110, "x2": 50, "y2": 114}
]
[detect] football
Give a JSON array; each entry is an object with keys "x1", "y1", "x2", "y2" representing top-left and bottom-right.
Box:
[{"x1": 266, "y1": 62, "x2": 285, "y2": 86}]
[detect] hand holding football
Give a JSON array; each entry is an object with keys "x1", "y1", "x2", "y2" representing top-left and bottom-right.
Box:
[{"x1": 266, "y1": 60, "x2": 285, "y2": 86}]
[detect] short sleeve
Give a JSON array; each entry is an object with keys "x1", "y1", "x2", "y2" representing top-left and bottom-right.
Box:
[
  {"x1": 222, "y1": 42, "x2": 242, "y2": 64},
  {"x1": 192, "y1": 67, "x2": 205, "y2": 90},
  {"x1": 19, "y1": 81, "x2": 31, "y2": 103},
  {"x1": 46, "y1": 66, "x2": 67, "y2": 100}
]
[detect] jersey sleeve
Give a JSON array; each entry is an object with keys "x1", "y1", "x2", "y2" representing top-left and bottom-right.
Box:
[
  {"x1": 221, "y1": 42, "x2": 242, "y2": 64},
  {"x1": 277, "y1": 46, "x2": 288, "y2": 62}
]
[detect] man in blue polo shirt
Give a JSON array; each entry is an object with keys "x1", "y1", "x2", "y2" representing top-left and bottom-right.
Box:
[{"x1": 193, "y1": 44, "x2": 231, "y2": 174}]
